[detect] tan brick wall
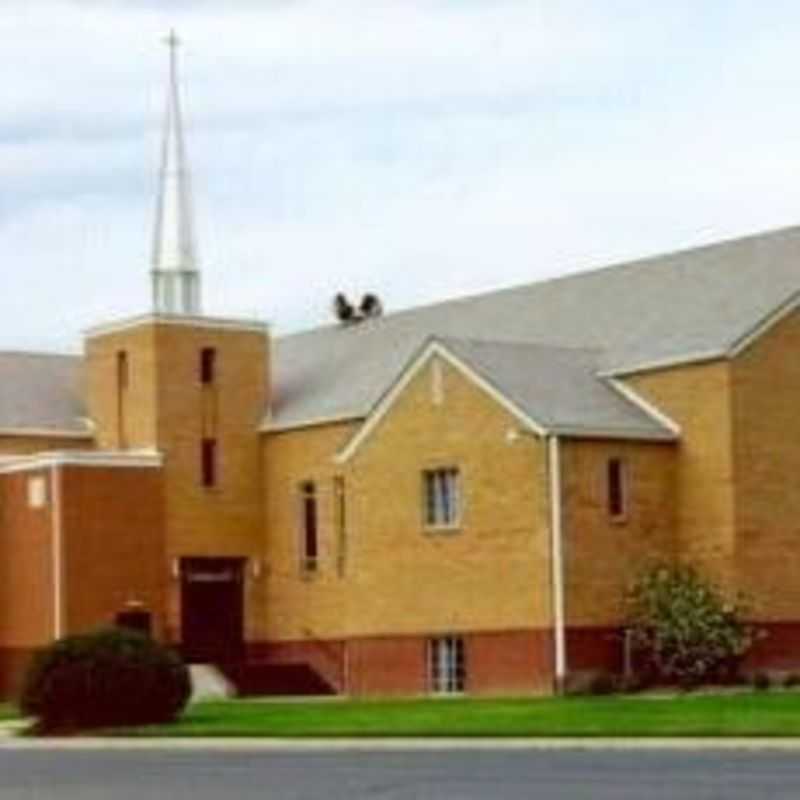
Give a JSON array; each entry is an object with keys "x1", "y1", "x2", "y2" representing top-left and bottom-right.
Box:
[
  {"x1": 625, "y1": 361, "x2": 737, "y2": 588},
  {"x1": 60, "y1": 465, "x2": 166, "y2": 638},
  {"x1": 86, "y1": 325, "x2": 159, "y2": 450},
  {"x1": 730, "y1": 309, "x2": 800, "y2": 621},
  {"x1": 263, "y1": 357, "x2": 552, "y2": 643},
  {"x1": 86, "y1": 320, "x2": 270, "y2": 643},
  {"x1": 263, "y1": 421, "x2": 359, "y2": 642},
  {"x1": 560, "y1": 438, "x2": 676, "y2": 626},
  {"x1": 0, "y1": 435, "x2": 92, "y2": 455}
]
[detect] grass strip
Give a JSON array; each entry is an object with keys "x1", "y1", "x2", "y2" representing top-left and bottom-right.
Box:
[{"x1": 107, "y1": 692, "x2": 800, "y2": 738}]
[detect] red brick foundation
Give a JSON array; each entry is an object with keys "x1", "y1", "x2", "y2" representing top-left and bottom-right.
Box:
[
  {"x1": 253, "y1": 629, "x2": 556, "y2": 696},
  {"x1": 744, "y1": 622, "x2": 800, "y2": 671}
]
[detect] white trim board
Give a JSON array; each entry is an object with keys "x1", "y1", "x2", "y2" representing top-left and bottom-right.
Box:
[
  {"x1": 85, "y1": 313, "x2": 269, "y2": 339},
  {"x1": 334, "y1": 339, "x2": 546, "y2": 464},
  {"x1": 262, "y1": 413, "x2": 362, "y2": 435},
  {"x1": 604, "y1": 378, "x2": 682, "y2": 437},
  {"x1": 0, "y1": 427, "x2": 93, "y2": 440},
  {"x1": 0, "y1": 450, "x2": 163, "y2": 475},
  {"x1": 727, "y1": 290, "x2": 800, "y2": 358}
]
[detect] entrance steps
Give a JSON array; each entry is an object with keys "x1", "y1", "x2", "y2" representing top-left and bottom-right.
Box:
[
  {"x1": 219, "y1": 662, "x2": 336, "y2": 697},
  {"x1": 189, "y1": 664, "x2": 236, "y2": 702}
]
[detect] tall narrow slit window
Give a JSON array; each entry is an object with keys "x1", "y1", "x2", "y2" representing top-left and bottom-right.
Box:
[
  {"x1": 423, "y1": 468, "x2": 461, "y2": 529},
  {"x1": 201, "y1": 438, "x2": 218, "y2": 488},
  {"x1": 300, "y1": 481, "x2": 319, "y2": 574},
  {"x1": 334, "y1": 476, "x2": 346, "y2": 577},
  {"x1": 607, "y1": 457, "x2": 627, "y2": 521},
  {"x1": 200, "y1": 347, "x2": 217, "y2": 385},
  {"x1": 428, "y1": 636, "x2": 466, "y2": 694}
]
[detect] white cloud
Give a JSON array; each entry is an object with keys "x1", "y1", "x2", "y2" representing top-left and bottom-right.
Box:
[{"x1": 2, "y1": 1, "x2": 800, "y2": 350}]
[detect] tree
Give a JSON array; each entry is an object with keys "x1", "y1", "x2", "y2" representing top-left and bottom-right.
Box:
[{"x1": 626, "y1": 563, "x2": 759, "y2": 686}]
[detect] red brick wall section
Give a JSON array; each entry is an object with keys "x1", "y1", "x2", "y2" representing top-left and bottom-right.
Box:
[
  {"x1": 744, "y1": 622, "x2": 800, "y2": 671},
  {"x1": 60, "y1": 465, "x2": 167, "y2": 639},
  {"x1": 0, "y1": 648, "x2": 36, "y2": 699},
  {"x1": 467, "y1": 630, "x2": 553, "y2": 695},
  {"x1": 566, "y1": 626, "x2": 624, "y2": 673},
  {"x1": 254, "y1": 630, "x2": 556, "y2": 697},
  {"x1": 347, "y1": 637, "x2": 428, "y2": 697},
  {"x1": 0, "y1": 471, "x2": 55, "y2": 649}
]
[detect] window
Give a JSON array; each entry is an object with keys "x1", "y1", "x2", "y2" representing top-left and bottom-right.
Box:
[
  {"x1": 429, "y1": 636, "x2": 466, "y2": 694},
  {"x1": 607, "y1": 458, "x2": 627, "y2": 520},
  {"x1": 299, "y1": 481, "x2": 319, "y2": 574},
  {"x1": 423, "y1": 468, "x2": 460, "y2": 528},
  {"x1": 200, "y1": 347, "x2": 217, "y2": 385},
  {"x1": 334, "y1": 476, "x2": 346, "y2": 577},
  {"x1": 201, "y1": 438, "x2": 217, "y2": 488},
  {"x1": 116, "y1": 350, "x2": 129, "y2": 389},
  {"x1": 27, "y1": 476, "x2": 47, "y2": 509}
]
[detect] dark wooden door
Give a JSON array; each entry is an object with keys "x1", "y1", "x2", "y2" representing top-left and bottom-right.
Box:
[{"x1": 180, "y1": 557, "x2": 245, "y2": 663}]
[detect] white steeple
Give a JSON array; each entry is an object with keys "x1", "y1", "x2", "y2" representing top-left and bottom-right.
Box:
[{"x1": 151, "y1": 30, "x2": 202, "y2": 316}]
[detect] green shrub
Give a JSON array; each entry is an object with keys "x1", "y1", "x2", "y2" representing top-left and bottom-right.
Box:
[
  {"x1": 587, "y1": 673, "x2": 618, "y2": 696},
  {"x1": 784, "y1": 673, "x2": 800, "y2": 689},
  {"x1": 20, "y1": 628, "x2": 191, "y2": 733},
  {"x1": 752, "y1": 672, "x2": 771, "y2": 691},
  {"x1": 626, "y1": 563, "x2": 759, "y2": 687}
]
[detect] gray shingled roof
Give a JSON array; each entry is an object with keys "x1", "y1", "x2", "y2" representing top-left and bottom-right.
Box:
[
  {"x1": 435, "y1": 337, "x2": 673, "y2": 439},
  {"x1": 1, "y1": 225, "x2": 799, "y2": 436},
  {"x1": 0, "y1": 352, "x2": 87, "y2": 433},
  {"x1": 271, "y1": 226, "x2": 800, "y2": 429}
]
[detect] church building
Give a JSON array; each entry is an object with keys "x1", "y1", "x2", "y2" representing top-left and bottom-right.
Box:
[{"x1": 1, "y1": 37, "x2": 800, "y2": 698}]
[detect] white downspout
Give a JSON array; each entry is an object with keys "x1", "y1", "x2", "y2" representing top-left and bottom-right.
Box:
[
  {"x1": 50, "y1": 465, "x2": 64, "y2": 639},
  {"x1": 547, "y1": 434, "x2": 566, "y2": 692}
]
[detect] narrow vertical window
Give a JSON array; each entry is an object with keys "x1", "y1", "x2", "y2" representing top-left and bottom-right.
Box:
[
  {"x1": 607, "y1": 457, "x2": 627, "y2": 520},
  {"x1": 201, "y1": 438, "x2": 217, "y2": 488},
  {"x1": 300, "y1": 481, "x2": 319, "y2": 574},
  {"x1": 200, "y1": 347, "x2": 216, "y2": 385},
  {"x1": 334, "y1": 476, "x2": 346, "y2": 577},
  {"x1": 117, "y1": 350, "x2": 129, "y2": 389},
  {"x1": 428, "y1": 636, "x2": 466, "y2": 693}
]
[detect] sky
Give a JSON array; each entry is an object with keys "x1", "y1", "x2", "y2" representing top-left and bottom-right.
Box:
[{"x1": 4, "y1": 1, "x2": 800, "y2": 352}]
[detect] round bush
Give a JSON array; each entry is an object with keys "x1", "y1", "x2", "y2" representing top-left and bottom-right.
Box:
[{"x1": 20, "y1": 628, "x2": 191, "y2": 732}]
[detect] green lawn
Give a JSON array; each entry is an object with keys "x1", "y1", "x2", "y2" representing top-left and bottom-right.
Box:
[
  {"x1": 109, "y1": 692, "x2": 800, "y2": 738},
  {"x1": 0, "y1": 704, "x2": 17, "y2": 722}
]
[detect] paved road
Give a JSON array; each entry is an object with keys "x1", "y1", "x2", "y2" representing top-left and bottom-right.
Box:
[{"x1": 2, "y1": 747, "x2": 800, "y2": 799}]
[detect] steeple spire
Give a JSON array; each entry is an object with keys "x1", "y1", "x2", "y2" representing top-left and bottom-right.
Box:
[{"x1": 151, "y1": 30, "x2": 202, "y2": 316}]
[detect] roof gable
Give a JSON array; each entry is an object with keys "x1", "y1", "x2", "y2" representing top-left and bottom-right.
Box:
[
  {"x1": 335, "y1": 337, "x2": 676, "y2": 464},
  {"x1": 271, "y1": 226, "x2": 800, "y2": 429}
]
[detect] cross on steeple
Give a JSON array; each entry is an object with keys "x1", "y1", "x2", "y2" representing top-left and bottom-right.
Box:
[{"x1": 150, "y1": 29, "x2": 202, "y2": 316}]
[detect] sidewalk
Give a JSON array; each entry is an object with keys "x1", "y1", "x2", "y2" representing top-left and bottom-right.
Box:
[{"x1": 3, "y1": 727, "x2": 800, "y2": 752}]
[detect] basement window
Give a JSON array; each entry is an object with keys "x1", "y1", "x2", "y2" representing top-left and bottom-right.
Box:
[
  {"x1": 428, "y1": 636, "x2": 466, "y2": 694},
  {"x1": 299, "y1": 481, "x2": 319, "y2": 574},
  {"x1": 607, "y1": 458, "x2": 628, "y2": 521}
]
